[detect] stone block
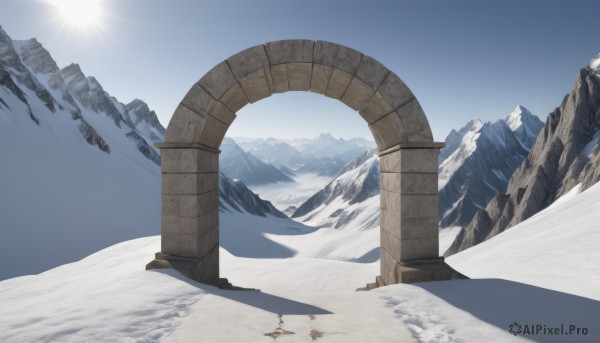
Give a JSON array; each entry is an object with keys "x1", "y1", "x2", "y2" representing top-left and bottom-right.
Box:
[
  {"x1": 380, "y1": 189, "x2": 401, "y2": 220},
  {"x1": 161, "y1": 148, "x2": 202, "y2": 174},
  {"x1": 270, "y1": 64, "x2": 288, "y2": 93},
  {"x1": 384, "y1": 215, "x2": 439, "y2": 241},
  {"x1": 310, "y1": 64, "x2": 333, "y2": 94},
  {"x1": 367, "y1": 123, "x2": 386, "y2": 150},
  {"x1": 381, "y1": 172, "x2": 438, "y2": 195},
  {"x1": 219, "y1": 83, "x2": 249, "y2": 112},
  {"x1": 197, "y1": 227, "x2": 215, "y2": 259},
  {"x1": 313, "y1": 41, "x2": 363, "y2": 74},
  {"x1": 356, "y1": 55, "x2": 390, "y2": 90},
  {"x1": 199, "y1": 208, "x2": 219, "y2": 230},
  {"x1": 265, "y1": 40, "x2": 313, "y2": 65},
  {"x1": 380, "y1": 150, "x2": 401, "y2": 173},
  {"x1": 287, "y1": 63, "x2": 312, "y2": 91},
  {"x1": 341, "y1": 77, "x2": 375, "y2": 111},
  {"x1": 237, "y1": 69, "x2": 271, "y2": 103},
  {"x1": 164, "y1": 105, "x2": 206, "y2": 143},
  {"x1": 162, "y1": 194, "x2": 200, "y2": 218},
  {"x1": 199, "y1": 61, "x2": 238, "y2": 100},
  {"x1": 380, "y1": 247, "x2": 399, "y2": 284},
  {"x1": 380, "y1": 229, "x2": 401, "y2": 262},
  {"x1": 162, "y1": 173, "x2": 218, "y2": 195},
  {"x1": 359, "y1": 91, "x2": 393, "y2": 124},
  {"x1": 161, "y1": 148, "x2": 217, "y2": 173},
  {"x1": 368, "y1": 112, "x2": 406, "y2": 150},
  {"x1": 378, "y1": 73, "x2": 414, "y2": 111},
  {"x1": 226, "y1": 45, "x2": 270, "y2": 80},
  {"x1": 198, "y1": 115, "x2": 229, "y2": 148},
  {"x1": 324, "y1": 69, "x2": 353, "y2": 99},
  {"x1": 396, "y1": 98, "x2": 433, "y2": 143},
  {"x1": 191, "y1": 246, "x2": 219, "y2": 284},
  {"x1": 162, "y1": 231, "x2": 198, "y2": 257},
  {"x1": 181, "y1": 83, "x2": 216, "y2": 116},
  {"x1": 198, "y1": 190, "x2": 219, "y2": 216},
  {"x1": 162, "y1": 215, "x2": 200, "y2": 236},
  {"x1": 401, "y1": 194, "x2": 438, "y2": 219},
  {"x1": 209, "y1": 101, "x2": 236, "y2": 125},
  {"x1": 399, "y1": 149, "x2": 439, "y2": 173},
  {"x1": 398, "y1": 238, "x2": 439, "y2": 261}
]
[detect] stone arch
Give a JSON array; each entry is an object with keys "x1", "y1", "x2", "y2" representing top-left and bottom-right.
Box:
[{"x1": 147, "y1": 40, "x2": 455, "y2": 286}]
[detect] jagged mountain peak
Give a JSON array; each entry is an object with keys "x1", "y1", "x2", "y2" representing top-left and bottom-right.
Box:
[
  {"x1": 126, "y1": 98, "x2": 149, "y2": 111},
  {"x1": 61, "y1": 62, "x2": 83, "y2": 75},
  {"x1": 589, "y1": 52, "x2": 600, "y2": 77},
  {"x1": 505, "y1": 105, "x2": 536, "y2": 131},
  {"x1": 14, "y1": 38, "x2": 61, "y2": 76}
]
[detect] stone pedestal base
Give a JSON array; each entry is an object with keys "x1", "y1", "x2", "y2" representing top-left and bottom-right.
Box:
[
  {"x1": 394, "y1": 257, "x2": 464, "y2": 283},
  {"x1": 146, "y1": 251, "x2": 223, "y2": 287},
  {"x1": 358, "y1": 257, "x2": 467, "y2": 291}
]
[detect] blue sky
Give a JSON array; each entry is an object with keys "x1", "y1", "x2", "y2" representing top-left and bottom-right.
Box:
[{"x1": 0, "y1": 0, "x2": 598, "y2": 140}]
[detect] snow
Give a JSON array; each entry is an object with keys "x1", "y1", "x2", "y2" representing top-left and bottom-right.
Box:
[
  {"x1": 0, "y1": 237, "x2": 205, "y2": 343},
  {"x1": 590, "y1": 53, "x2": 600, "y2": 74},
  {"x1": 447, "y1": 181, "x2": 600, "y2": 301},
  {"x1": 3, "y1": 177, "x2": 600, "y2": 342},
  {"x1": 506, "y1": 105, "x2": 526, "y2": 131},
  {"x1": 581, "y1": 130, "x2": 600, "y2": 158}
]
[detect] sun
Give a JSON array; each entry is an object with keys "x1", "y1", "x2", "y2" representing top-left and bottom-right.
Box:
[{"x1": 50, "y1": 0, "x2": 103, "y2": 28}]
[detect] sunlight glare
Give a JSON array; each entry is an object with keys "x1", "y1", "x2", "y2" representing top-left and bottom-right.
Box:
[{"x1": 52, "y1": 0, "x2": 102, "y2": 28}]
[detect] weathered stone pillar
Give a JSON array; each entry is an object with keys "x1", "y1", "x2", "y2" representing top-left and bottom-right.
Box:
[
  {"x1": 146, "y1": 142, "x2": 220, "y2": 285},
  {"x1": 379, "y1": 143, "x2": 454, "y2": 284}
]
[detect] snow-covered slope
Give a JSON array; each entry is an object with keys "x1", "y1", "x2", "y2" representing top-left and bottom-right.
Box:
[
  {"x1": 438, "y1": 106, "x2": 543, "y2": 228},
  {"x1": 220, "y1": 137, "x2": 294, "y2": 185},
  {"x1": 448, "y1": 181, "x2": 600, "y2": 301},
  {"x1": 0, "y1": 25, "x2": 166, "y2": 280},
  {"x1": 2, "y1": 192, "x2": 599, "y2": 342},
  {"x1": 293, "y1": 148, "x2": 380, "y2": 231}
]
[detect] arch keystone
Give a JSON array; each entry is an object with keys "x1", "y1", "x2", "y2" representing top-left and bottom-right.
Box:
[{"x1": 265, "y1": 39, "x2": 314, "y2": 65}]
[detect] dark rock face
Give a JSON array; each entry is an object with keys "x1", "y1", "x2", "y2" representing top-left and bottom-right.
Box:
[
  {"x1": 446, "y1": 66, "x2": 600, "y2": 256},
  {"x1": 126, "y1": 131, "x2": 160, "y2": 165},
  {"x1": 219, "y1": 173, "x2": 286, "y2": 218},
  {"x1": 438, "y1": 107, "x2": 543, "y2": 228}
]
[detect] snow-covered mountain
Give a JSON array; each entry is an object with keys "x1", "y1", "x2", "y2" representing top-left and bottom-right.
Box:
[
  {"x1": 438, "y1": 106, "x2": 543, "y2": 228},
  {"x1": 0, "y1": 27, "x2": 283, "y2": 280},
  {"x1": 236, "y1": 133, "x2": 376, "y2": 177},
  {"x1": 220, "y1": 137, "x2": 294, "y2": 185},
  {"x1": 219, "y1": 173, "x2": 286, "y2": 218},
  {"x1": 0, "y1": 25, "x2": 166, "y2": 280},
  {"x1": 292, "y1": 148, "x2": 380, "y2": 230},
  {"x1": 446, "y1": 55, "x2": 600, "y2": 255}
]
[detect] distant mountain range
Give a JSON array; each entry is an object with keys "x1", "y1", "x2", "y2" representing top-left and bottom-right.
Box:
[{"x1": 233, "y1": 133, "x2": 376, "y2": 177}]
